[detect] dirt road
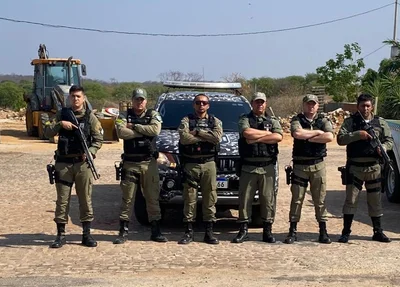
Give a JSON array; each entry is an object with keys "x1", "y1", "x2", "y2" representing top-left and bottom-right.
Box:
[{"x1": 0, "y1": 119, "x2": 400, "y2": 287}]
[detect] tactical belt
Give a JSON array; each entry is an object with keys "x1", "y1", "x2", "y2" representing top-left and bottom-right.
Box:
[
  {"x1": 242, "y1": 159, "x2": 276, "y2": 167},
  {"x1": 348, "y1": 160, "x2": 379, "y2": 167},
  {"x1": 183, "y1": 156, "x2": 215, "y2": 164},
  {"x1": 293, "y1": 158, "x2": 323, "y2": 165},
  {"x1": 123, "y1": 155, "x2": 152, "y2": 162},
  {"x1": 56, "y1": 156, "x2": 84, "y2": 164}
]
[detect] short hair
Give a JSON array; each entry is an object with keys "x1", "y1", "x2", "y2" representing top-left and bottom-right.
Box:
[
  {"x1": 193, "y1": 93, "x2": 208, "y2": 102},
  {"x1": 69, "y1": 85, "x2": 85, "y2": 95},
  {"x1": 357, "y1": 94, "x2": 374, "y2": 105}
]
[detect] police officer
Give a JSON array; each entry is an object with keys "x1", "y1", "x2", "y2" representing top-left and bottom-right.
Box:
[
  {"x1": 232, "y1": 92, "x2": 282, "y2": 244},
  {"x1": 44, "y1": 85, "x2": 103, "y2": 248},
  {"x1": 113, "y1": 88, "x2": 167, "y2": 244},
  {"x1": 177, "y1": 93, "x2": 223, "y2": 245},
  {"x1": 337, "y1": 93, "x2": 393, "y2": 243},
  {"x1": 283, "y1": 94, "x2": 333, "y2": 244}
]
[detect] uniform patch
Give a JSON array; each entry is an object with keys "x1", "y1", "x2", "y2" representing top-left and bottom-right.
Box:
[{"x1": 155, "y1": 115, "x2": 163, "y2": 123}]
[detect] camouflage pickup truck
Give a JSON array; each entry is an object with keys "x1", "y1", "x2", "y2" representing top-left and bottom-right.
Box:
[{"x1": 133, "y1": 81, "x2": 265, "y2": 225}]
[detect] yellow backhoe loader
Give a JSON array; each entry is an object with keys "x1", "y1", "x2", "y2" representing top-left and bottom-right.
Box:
[{"x1": 23, "y1": 44, "x2": 118, "y2": 142}]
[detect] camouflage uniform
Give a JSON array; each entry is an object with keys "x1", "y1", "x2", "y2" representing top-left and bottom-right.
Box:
[
  {"x1": 337, "y1": 112, "x2": 393, "y2": 243},
  {"x1": 178, "y1": 113, "x2": 223, "y2": 244},
  {"x1": 284, "y1": 112, "x2": 333, "y2": 244},
  {"x1": 44, "y1": 107, "x2": 103, "y2": 248},
  {"x1": 114, "y1": 107, "x2": 167, "y2": 243}
]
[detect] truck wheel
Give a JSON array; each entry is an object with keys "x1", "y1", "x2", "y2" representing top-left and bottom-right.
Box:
[
  {"x1": 134, "y1": 188, "x2": 150, "y2": 226},
  {"x1": 385, "y1": 155, "x2": 400, "y2": 203},
  {"x1": 25, "y1": 105, "x2": 37, "y2": 137}
]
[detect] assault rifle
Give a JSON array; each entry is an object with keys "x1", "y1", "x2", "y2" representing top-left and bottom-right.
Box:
[
  {"x1": 68, "y1": 109, "x2": 101, "y2": 180},
  {"x1": 358, "y1": 111, "x2": 394, "y2": 173}
]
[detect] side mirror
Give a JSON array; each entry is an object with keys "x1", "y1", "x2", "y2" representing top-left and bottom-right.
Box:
[{"x1": 81, "y1": 64, "x2": 87, "y2": 76}]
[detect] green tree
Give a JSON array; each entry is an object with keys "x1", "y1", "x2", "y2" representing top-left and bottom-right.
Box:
[
  {"x1": 316, "y1": 42, "x2": 365, "y2": 102},
  {"x1": 18, "y1": 80, "x2": 33, "y2": 96},
  {"x1": 82, "y1": 81, "x2": 110, "y2": 109},
  {"x1": 0, "y1": 81, "x2": 25, "y2": 110},
  {"x1": 248, "y1": 77, "x2": 275, "y2": 97},
  {"x1": 361, "y1": 68, "x2": 379, "y2": 88},
  {"x1": 112, "y1": 82, "x2": 139, "y2": 101},
  {"x1": 362, "y1": 74, "x2": 400, "y2": 119}
]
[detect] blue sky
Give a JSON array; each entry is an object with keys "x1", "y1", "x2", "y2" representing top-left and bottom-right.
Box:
[{"x1": 0, "y1": 0, "x2": 397, "y2": 82}]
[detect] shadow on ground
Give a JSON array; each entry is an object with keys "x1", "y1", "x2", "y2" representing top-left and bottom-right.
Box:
[{"x1": 323, "y1": 189, "x2": 400, "y2": 234}]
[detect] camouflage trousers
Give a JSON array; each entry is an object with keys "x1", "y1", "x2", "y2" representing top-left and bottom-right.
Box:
[
  {"x1": 289, "y1": 161, "x2": 328, "y2": 222},
  {"x1": 54, "y1": 161, "x2": 93, "y2": 224},
  {"x1": 182, "y1": 161, "x2": 217, "y2": 223},
  {"x1": 119, "y1": 159, "x2": 161, "y2": 222},
  {"x1": 342, "y1": 163, "x2": 383, "y2": 217}
]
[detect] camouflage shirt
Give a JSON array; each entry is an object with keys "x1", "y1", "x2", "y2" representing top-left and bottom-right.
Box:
[{"x1": 44, "y1": 108, "x2": 103, "y2": 155}]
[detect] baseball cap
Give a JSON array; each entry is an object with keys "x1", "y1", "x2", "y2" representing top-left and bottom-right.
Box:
[
  {"x1": 132, "y1": 88, "x2": 147, "y2": 99},
  {"x1": 303, "y1": 94, "x2": 319, "y2": 104},
  {"x1": 251, "y1": 92, "x2": 267, "y2": 102}
]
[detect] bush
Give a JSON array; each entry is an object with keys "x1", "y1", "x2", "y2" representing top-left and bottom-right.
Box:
[{"x1": 0, "y1": 81, "x2": 25, "y2": 110}]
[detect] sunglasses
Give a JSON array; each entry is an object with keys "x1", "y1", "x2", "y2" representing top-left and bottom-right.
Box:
[{"x1": 195, "y1": 101, "x2": 209, "y2": 106}]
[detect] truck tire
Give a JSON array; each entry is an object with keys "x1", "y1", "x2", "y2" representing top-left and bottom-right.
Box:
[
  {"x1": 385, "y1": 154, "x2": 400, "y2": 203},
  {"x1": 25, "y1": 105, "x2": 37, "y2": 137}
]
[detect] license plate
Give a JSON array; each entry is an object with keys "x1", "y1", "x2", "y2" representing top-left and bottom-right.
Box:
[{"x1": 217, "y1": 178, "x2": 228, "y2": 189}]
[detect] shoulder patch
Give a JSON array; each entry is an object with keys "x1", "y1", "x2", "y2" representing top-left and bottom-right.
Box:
[{"x1": 155, "y1": 115, "x2": 163, "y2": 122}]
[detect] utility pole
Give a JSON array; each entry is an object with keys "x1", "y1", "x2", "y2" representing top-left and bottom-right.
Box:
[
  {"x1": 391, "y1": 0, "x2": 399, "y2": 58},
  {"x1": 394, "y1": 0, "x2": 398, "y2": 41}
]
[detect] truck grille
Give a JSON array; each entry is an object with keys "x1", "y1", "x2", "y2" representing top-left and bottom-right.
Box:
[{"x1": 216, "y1": 157, "x2": 238, "y2": 173}]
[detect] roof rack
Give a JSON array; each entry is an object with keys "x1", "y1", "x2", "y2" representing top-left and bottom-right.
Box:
[{"x1": 163, "y1": 81, "x2": 242, "y2": 90}]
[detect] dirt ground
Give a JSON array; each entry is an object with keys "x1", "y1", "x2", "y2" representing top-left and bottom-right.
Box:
[{"x1": 1, "y1": 119, "x2": 400, "y2": 287}]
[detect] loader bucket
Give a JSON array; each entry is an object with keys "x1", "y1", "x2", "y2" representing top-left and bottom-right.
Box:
[{"x1": 98, "y1": 118, "x2": 118, "y2": 142}]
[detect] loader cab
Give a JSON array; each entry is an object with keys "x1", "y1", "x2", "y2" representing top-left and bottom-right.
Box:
[{"x1": 30, "y1": 58, "x2": 86, "y2": 111}]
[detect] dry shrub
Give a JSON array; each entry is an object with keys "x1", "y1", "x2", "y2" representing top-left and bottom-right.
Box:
[{"x1": 267, "y1": 94, "x2": 303, "y2": 118}]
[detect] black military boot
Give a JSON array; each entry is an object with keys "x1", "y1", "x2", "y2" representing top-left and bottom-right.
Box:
[
  {"x1": 262, "y1": 222, "x2": 276, "y2": 243},
  {"x1": 318, "y1": 221, "x2": 332, "y2": 244},
  {"x1": 50, "y1": 223, "x2": 66, "y2": 248},
  {"x1": 284, "y1": 222, "x2": 297, "y2": 244},
  {"x1": 338, "y1": 214, "x2": 354, "y2": 243},
  {"x1": 204, "y1": 222, "x2": 219, "y2": 244},
  {"x1": 232, "y1": 223, "x2": 249, "y2": 243},
  {"x1": 81, "y1": 221, "x2": 97, "y2": 247},
  {"x1": 150, "y1": 220, "x2": 168, "y2": 243},
  {"x1": 113, "y1": 220, "x2": 129, "y2": 244},
  {"x1": 371, "y1": 216, "x2": 391, "y2": 243},
  {"x1": 178, "y1": 223, "x2": 194, "y2": 244}
]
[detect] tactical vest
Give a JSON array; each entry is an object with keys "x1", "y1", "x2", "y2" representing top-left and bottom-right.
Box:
[
  {"x1": 238, "y1": 112, "x2": 279, "y2": 159},
  {"x1": 57, "y1": 108, "x2": 92, "y2": 155},
  {"x1": 347, "y1": 113, "x2": 382, "y2": 158},
  {"x1": 292, "y1": 113, "x2": 327, "y2": 158},
  {"x1": 123, "y1": 109, "x2": 158, "y2": 157},
  {"x1": 178, "y1": 114, "x2": 220, "y2": 157}
]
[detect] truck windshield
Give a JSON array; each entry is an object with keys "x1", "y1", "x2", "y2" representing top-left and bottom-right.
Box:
[
  {"x1": 158, "y1": 100, "x2": 251, "y2": 132},
  {"x1": 45, "y1": 63, "x2": 80, "y2": 87}
]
